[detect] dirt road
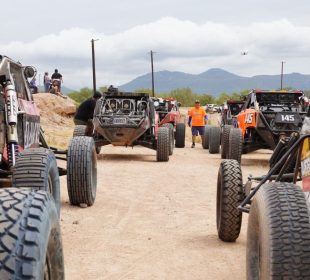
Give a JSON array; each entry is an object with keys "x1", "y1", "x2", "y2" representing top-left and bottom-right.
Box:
[{"x1": 59, "y1": 142, "x2": 271, "y2": 280}]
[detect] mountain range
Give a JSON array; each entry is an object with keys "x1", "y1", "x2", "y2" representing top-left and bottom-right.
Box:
[{"x1": 120, "y1": 68, "x2": 310, "y2": 96}]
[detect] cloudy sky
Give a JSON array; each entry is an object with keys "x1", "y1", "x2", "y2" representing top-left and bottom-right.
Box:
[{"x1": 2, "y1": 0, "x2": 310, "y2": 90}]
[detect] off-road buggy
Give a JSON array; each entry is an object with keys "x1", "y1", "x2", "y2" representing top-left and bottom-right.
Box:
[
  {"x1": 0, "y1": 55, "x2": 96, "y2": 278},
  {"x1": 203, "y1": 99, "x2": 246, "y2": 156},
  {"x1": 220, "y1": 99, "x2": 245, "y2": 127},
  {"x1": 225, "y1": 89, "x2": 307, "y2": 163},
  {"x1": 219, "y1": 99, "x2": 245, "y2": 158},
  {"x1": 91, "y1": 90, "x2": 171, "y2": 161},
  {"x1": 153, "y1": 97, "x2": 186, "y2": 151},
  {"x1": 216, "y1": 114, "x2": 310, "y2": 278}
]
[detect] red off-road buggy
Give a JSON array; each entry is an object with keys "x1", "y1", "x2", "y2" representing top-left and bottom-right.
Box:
[{"x1": 153, "y1": 97, "x2": 186, "y2": 153}]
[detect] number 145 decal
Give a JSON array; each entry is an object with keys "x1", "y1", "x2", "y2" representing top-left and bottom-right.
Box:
[{"x1": 245, "y1": 113, "x2": 254, "y2": 124}]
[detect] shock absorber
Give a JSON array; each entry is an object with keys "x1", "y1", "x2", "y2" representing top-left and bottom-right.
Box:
[{"x1": 4, "y1": 80, "x2": 19, "y2": 167}]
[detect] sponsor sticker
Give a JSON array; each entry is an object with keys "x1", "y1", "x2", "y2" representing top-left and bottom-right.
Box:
[{"x1": 301, "y1": 138, "x2": 310, "y2": 191}]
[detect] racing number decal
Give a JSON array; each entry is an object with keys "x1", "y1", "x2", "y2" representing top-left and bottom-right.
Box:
[
  {"x1": 245, "y1": 113, "x2": 254, "y2": 124},
  {"x1": 281, "y1": 115, "x2": 295, "y2": 122}
]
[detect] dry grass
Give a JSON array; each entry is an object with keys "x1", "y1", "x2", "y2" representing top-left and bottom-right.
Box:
[{"x1": 41, "y1": 119, "x2": 74, "y2": 149}]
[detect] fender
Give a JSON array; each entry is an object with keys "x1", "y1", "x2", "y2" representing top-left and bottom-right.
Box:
[{"x1": 237, "y1": 108, "x2": 258, "y2": 137}]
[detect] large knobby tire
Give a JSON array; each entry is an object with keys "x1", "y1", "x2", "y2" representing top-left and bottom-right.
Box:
[
  {"x1": 73, "y1": 125, "x2": 101, "y2": 154},
  {"x1": 247, "y1": 183, "x2": 310, "y2": 279},
  {"x1": 157, "y1": 127, "x2": 170, "y2": 162},
  {"x1": 12, "y1": 148, "x2": 60, "y2": 216},
  {"x1": 73, "y1": 125, "x2": 88, "y2": 136},
  {"x1": 162, "y1": 123, "x2": 174, "y2": 155},
  {"x1": 228, "y1": 128, "x2": 243, "y2": 163},
  {"x1": 209, "y1": 126, "x2": 221, "y2": 154},
  {"x1": 220, "y1": 125, "x2": 232, "y2": 159},
  {"x1": 0, "y1": 188, "x2": 64, "y2": 279},
  {"x1": 217, "y1": 159, "x2": 244, "y2": 242},
  {"x1": 67, "y1": 136, "x2": 97, "y2": 206},
  {"x1": 175, "y1": 123, "x2": 185, "y2": 148},
  {"x1": 202, "y1": 125, "x2": 212, "y2": 149}
]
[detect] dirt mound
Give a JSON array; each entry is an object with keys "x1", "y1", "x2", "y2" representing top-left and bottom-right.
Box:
[
  {"x1": 33, "y1": 93, "x2": 76, "y2": 149},
  {"x1": 33, "y1": 93, "x2": 76, "y2": 117}
]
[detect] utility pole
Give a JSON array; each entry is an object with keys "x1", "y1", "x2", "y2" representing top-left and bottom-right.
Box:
[
  {"x1": 91, "y1": 39, "x2": 99, "y2": 94},
  {"x1": 150, "y1": 50, "x2": 155, "y2": 97},
  {"x1": 280, "y1": 61, "x2": 285, "y2": 90}
]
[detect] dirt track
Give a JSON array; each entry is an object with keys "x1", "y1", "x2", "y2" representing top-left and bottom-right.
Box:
[{"x1": 59, "y1": 142, "x2": 271, "y2": 280}]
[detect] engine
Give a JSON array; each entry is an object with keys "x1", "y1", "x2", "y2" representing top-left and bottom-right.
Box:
[
  {"x1": 101, "y1": 98, "x2": 148, "y2": 115},
  {"x1": 94, "y1": 95, "x2": 151, "y2": 128}
]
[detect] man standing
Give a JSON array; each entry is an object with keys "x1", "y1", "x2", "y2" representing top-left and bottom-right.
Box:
[
  {"x1": 51, "y1": 69, "x2": 63, "y2": 91},
  {"x1": 74, "y1": 91, "x2": 102, "y2": 135},
  {"x1": 188, "y1": 100, "x2": 208, "y2": 148},
  {"x1": 43, "y1": 72, "x2": 51, "y2": 92}
]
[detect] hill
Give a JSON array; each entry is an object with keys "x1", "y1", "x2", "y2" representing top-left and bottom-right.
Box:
[{"x1": 120, "y1": 68, "x2": 310, "y2": 95}]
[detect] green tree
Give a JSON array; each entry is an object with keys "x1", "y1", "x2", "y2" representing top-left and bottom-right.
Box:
[
  {"x1": 68, "y1": 87, "x2": 93, "y2": 104},
  {"x1": 68, "y1": 85, "x2": 109, "y2": 105}
]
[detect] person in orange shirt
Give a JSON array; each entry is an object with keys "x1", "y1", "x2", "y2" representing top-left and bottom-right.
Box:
[{"x1": 188, "y1": 100, "x2": 208, "y2": 148}]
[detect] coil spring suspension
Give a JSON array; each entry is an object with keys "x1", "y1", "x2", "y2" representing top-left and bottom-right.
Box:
[{"x1": 7, "y1": 142, "x2": 18, "y2": 168}]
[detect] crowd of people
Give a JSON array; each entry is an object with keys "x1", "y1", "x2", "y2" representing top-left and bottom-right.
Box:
[{"x1": 43, "y1": 69, "x2": 67, "y2": 98}]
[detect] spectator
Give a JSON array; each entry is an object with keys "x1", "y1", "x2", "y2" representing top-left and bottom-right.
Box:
[
  {"x1": 74, "y1": 91, "x2": 103, "y2": 135},
  {"x1": 43, "y1": 72, "x2": 51, "y2": 92},
  {"x1": 51, "y1": 69, "x2": 63, "y2": 91},
  {"x1": 188, "y1": 100, "x2": 208, "y2": 148},
  {"x1": 107, "y1": 85, "x2": 118, "y2": 95},
  {"x1": 29, "y1": 78, "x2": 38, "y2": 94},
  {"x1": 49, "y1": 79, "x2": 67, "y2": 99}
]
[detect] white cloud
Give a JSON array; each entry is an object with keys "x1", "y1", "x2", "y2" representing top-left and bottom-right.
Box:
[{"x1": 1, "y1": 17, "x2": 310, "y2": 89}]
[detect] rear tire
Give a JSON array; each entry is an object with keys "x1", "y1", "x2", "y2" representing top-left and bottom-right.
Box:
[
  {"x1": 162, "y1": 123, "x2": 174, "y2": 155},
  {"x1": 67, "y1": 136, "x2": 97, "y2": 206},
  {"x1": 228, "y1": 128, "x2": 243, "y2": 163},
  {"x1": 209, "y1": 126, "x2": 221, "y2": 154},
  {"x1": 220, "y1": 125, "x2": 232, "y2": 159},
  {"x1": 0, "y1": 188, "x2": 64, "y2": 279},
  {"x1": 12, "y1": 148, "x2": 60, "y2": 216},
  {"x1": 217, "y1": 160, "x2": 244, "y2": 242},
  {"x1": 202, "y1": 125, "x2": 212, "y2": 149},
  {"x1": 157, "y1": 127, "x2": 169, "y2": 162},
  {"x1": 247, "y1": 183, "x2": 310, "y2": 279},
  {"x1": 175, "y1": 123, "x2": 185, "y2": 148}
]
